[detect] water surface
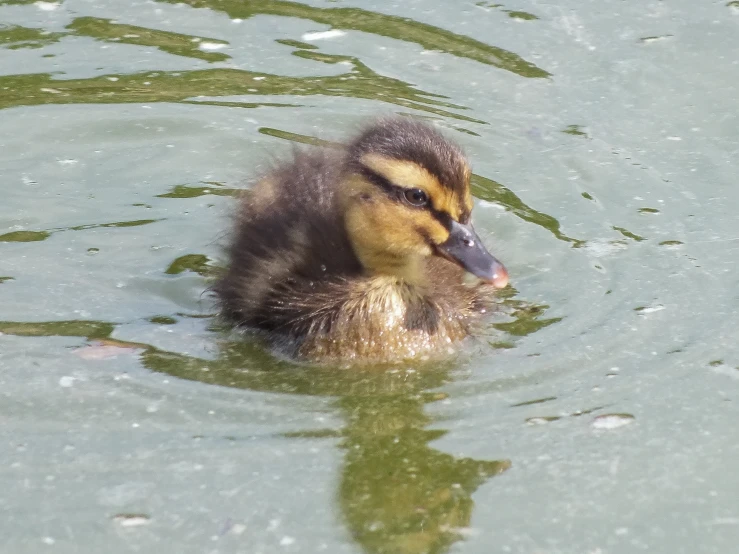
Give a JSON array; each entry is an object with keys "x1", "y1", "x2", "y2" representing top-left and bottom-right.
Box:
[{"x1": 2, "y1": 1, "x2": 739, "y2": 553}]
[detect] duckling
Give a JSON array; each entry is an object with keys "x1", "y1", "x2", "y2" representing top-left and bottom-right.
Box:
[{"x1": 214, "y1": 117, "x2": 508, "y2": 364}]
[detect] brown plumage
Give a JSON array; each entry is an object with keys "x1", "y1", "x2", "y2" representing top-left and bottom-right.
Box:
[{"x1": 214, "y1": 117, "x2": 508, "y2": 364}]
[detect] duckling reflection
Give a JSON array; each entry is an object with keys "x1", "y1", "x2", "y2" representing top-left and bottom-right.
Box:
[
  {"x1": 215, "y1": 117, "x2": 509, "y2": 365},
  {"x1": 338, "y1": 393, "x2": 509, "y2": 554},
  {"x1": 138, "y1": 341, "x2": 511, "y2": 554}
]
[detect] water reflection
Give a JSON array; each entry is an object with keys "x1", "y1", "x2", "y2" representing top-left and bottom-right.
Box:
[
  {"x1": 65, "y1": 17, "x2": 232, "y2": 62},
  {"x1": 156, "y1": 0, "x2": 549, "y2": 78},
  {"x1": 0, "y1": 319, "x2": 509, "y2": 553},
  {"x1": 149, "y1": 342, "x2": 512, "y2": 553},
  {"x1": 0, "y1": 64, "x2": 471, "y2": 120},
  {"x1": 337, "y1": 393, "x2": 508, "y2": 554}
]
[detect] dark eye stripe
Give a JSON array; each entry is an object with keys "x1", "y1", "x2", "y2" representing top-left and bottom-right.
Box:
[
  {"x1": 358, "y1": 166, "x2": 453, "y2": 230},
  {"x1": 358, "y1": 167, "x2": 395, "y2": 195}
]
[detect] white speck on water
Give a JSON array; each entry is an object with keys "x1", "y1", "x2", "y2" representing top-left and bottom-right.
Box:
[
  {"x1": 113, "y1": 514, "x2": 151, "y2": 527},
  {"x1": 635, "y1": 304, "x2": 665, "y2": 315},
  {"x1": 42, "y1": 536, "x2": 55, "y2": 545},
  {"x1": 302, "y1": 29, "x2": 346, "y2": 41},
  {"x1": 592, "y1": 413, "x2": 635, "y2": 430},
  {"x1": 582, "y1": 239, "x2": 627, "y2": 258},
  {"x1": 232, "y1": 18, "x2": 243, "y2": 23},
  {"x1": 711, "y1": 364, "x2": 739, "y2": 380},
  {"x1": 59, "y1": 376, "x2": 75, "y2": 388},
  {"x1": 230, "y1": 523, "x2": 247, "y2": 535},
  {"x1": 199, "y1": 42, "x2": 227, "y2": 51},
  {"x1": 36, "y1": 2, "x2": 59, "y2": 11},
  {"x1": 666, "y1": 136, "x2": 682, "y2": 141},
  {"x1": 57, "y1": 159, "x2": 78, "y2": 165},
  {"x1": 615, "y1": 527, "x2": 629, "y2": 535},
  {"x1": 526, "y1": 416, "x2": 559, "y2": 425},
  {"x1": 367, "y1": 521, "x2": 384, "y2": 531},
  {"x1": 280, "y1": 536, "x2": 295, "y2": 546}
]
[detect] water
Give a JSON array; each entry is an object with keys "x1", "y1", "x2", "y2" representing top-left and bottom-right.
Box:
[{"x1": 1, "y1": 0, "x2": 738, "y2": 552}]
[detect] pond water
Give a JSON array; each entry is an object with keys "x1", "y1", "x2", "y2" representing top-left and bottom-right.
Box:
[{"x1": 2, "y1": 0, "x2": 738, "y2": 552}]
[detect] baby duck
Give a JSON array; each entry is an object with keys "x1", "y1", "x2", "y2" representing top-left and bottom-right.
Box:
[{"x1": 215, "y1": 117, "x2": 508, "y2": 364}]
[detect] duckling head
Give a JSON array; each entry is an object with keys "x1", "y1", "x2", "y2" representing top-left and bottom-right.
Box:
[{"x1": 341, "y1": 118, "x2": 508, "y2": 288}]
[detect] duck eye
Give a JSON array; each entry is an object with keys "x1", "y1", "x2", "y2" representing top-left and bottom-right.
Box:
[{"x1": 403, "y1": 188, "x2": 428, "y2": 207}]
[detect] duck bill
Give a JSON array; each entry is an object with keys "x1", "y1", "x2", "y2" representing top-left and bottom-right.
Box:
[{"x1": 436, "y1": 220, "x2": 508, "y2": 288}]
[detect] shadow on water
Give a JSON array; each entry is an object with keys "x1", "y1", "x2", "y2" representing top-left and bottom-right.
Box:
[{"x1": 0, "y1": 317, "x2": 516, "y2": 553}]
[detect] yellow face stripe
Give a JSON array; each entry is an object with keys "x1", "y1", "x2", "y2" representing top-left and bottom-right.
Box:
[
  {"x1": 360, "y1": 153, "x2": 467, "y2": 221},
  {"x1": 462, "y1": 166, "x2": 473, "y2": 218}
]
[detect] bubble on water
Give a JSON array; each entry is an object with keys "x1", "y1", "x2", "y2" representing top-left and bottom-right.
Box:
[
  {"x1": 199, "y1": 42, "x2": 228, "y2": 51},
  {"x1": 302, "y1": 30, "x2": 347, "y2": 41},
  {"x1": 35, "y1": 2, "x2": 59, "y2": 11},
  {"x1": 112, "y1": 513, "x2": 151, "y2": 527},
  {"x1": 526, "y1": 416, "x2": 560, "y2": 425},
  {"x1": 592, "y1": 413, "x2": 635, "y2": 430},
  {"x1": 634, "y1": 304, "x2": 665, "y2": 315}
]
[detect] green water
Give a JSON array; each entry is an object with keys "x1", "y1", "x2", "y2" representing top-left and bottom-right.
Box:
[{"x1": 1, "y1": 1, "x2": 738, "y2": 553}]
